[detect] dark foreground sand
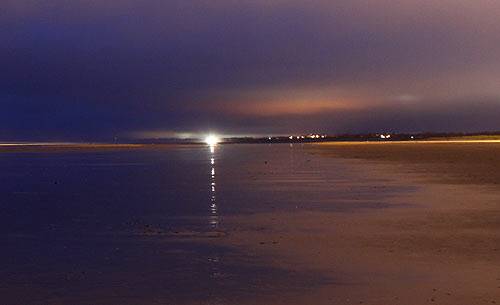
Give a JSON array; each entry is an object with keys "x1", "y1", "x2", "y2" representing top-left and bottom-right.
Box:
[{"x1": 218, "y1": 142, "x2": 500, "y2": 305}]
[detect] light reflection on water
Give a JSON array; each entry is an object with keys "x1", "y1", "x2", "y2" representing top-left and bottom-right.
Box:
[
  {"x1": 208, "y1": 144, "x2": 222, "y2": 287},
  {"x1": 209, "y1": 144, "x2": 219, "y2": 231},
  {"x1": 0, "y1": 144, "x2": 417, "y2": 305}
]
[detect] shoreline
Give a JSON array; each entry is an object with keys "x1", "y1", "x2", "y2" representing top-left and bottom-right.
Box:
[
  {"x1": 2, "y1": 139, "x2": 500, "y2": 153},
  {"x1": 216, "y1": 142, "x2": 500, "y2": 304},
  {"x1": 0, "y1": 143, "x2": 203, "y2": 153}
]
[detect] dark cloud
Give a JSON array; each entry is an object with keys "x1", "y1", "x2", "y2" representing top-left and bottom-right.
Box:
[{"x1": 1, "y1": 0, "x2": 499, "y2": 140}]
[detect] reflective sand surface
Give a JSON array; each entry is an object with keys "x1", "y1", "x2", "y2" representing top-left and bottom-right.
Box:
[{"x1": 2, "y1": 143, "x2": 498, "y2": 304}]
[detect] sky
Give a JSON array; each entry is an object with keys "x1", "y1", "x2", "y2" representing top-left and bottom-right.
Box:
[{"x1": 1, "y1": 0, "x2": 499, "y2": 141}]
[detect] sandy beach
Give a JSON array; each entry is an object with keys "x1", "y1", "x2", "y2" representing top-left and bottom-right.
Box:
[
  {"x1": 218, "y1": 142, "x2": 500, "y2": 304},
  {"x1": 6, "y1": 0, "x2": 500, "y2": 302},
  {"x1": 315, "y1": 141, "x2": 500, "y2": 186},
  {"x1": 3, "y1": 142, "x2": 500, "y2": 304}
]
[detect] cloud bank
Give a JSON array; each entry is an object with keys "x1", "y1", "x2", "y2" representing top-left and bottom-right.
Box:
[{"x1": 1, "y1": 0, "x2": 499, "y2": 140}]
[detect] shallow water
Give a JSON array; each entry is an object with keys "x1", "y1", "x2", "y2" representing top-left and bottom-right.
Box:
[{"x1": 0, "y1": 144, "x2": 416, "y2": 304}]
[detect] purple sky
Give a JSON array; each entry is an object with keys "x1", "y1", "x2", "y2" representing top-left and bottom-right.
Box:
[{"x1": 1, "y1": 0, "x2": 499, "y2": 140}]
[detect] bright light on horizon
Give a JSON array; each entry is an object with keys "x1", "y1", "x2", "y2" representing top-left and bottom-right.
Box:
[{"x1": 205, "y1": 135, "x2": 219, "y2": 145}]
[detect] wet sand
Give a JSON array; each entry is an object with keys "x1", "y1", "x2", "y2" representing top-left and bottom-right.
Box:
[
  {"x1": 315, "y1": 141, "x2": 500, "y2": 185},
  {"x1": 4, "y1": 142, "x2": 500, "y2": 304},
  {"x1": 219, "y1": 142, "x2": 500, "y2": 304}
]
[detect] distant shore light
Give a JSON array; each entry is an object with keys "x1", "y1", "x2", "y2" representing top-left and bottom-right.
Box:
[{"x1": 205, "y1": 135, "x2": 219, "y2": 145}]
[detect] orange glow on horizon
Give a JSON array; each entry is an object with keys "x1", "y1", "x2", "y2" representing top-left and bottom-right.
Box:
[{"x1": 211, "y1": 99, "x2": 363, "y2": 116}]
